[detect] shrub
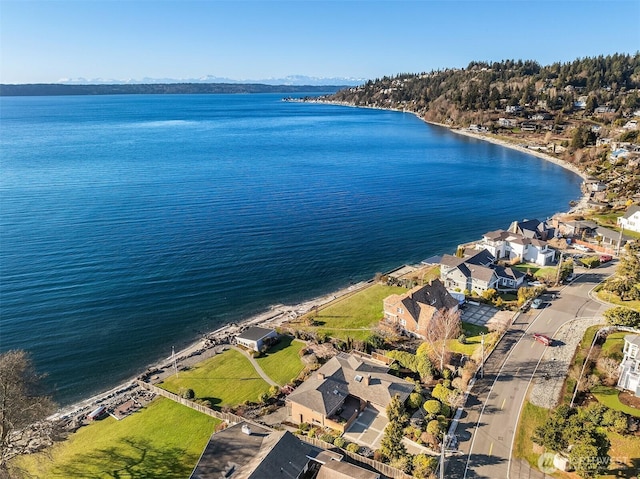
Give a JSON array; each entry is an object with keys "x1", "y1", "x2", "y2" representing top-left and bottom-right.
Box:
[
  {"x1": 181, "y1": 388, "x2": 195, "y2": 400},
  {"x1": 458, "y1": 334, "x2": 467, "y2": 344},
  {"x1": 346, "y1": 442, "x2": 360, "y2": 453},
  {"x1": 427, "y1": 419, "x2": 443, "y2": 437},
  {"x1": 407, "y1": 392, "x2": 424, "y2": 410},
  {"x1": 423, "y1": 399, "x2": 442, "y2": 415},
  {"x1": 268, "y1": 385, "x2": 280, "y2": 398},
  {"x1": 319, "y1": 433, "x2": 335, "y2": 444},
  {"x1": 334, "y1": 436, "x2": 346, "y2": 448}
]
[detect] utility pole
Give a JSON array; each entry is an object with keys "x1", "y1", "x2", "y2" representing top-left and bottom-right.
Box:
[
  {"x1": 439, "y1": 433, "x2": 448, "y2": 479},
  {"x1": 554, "y1": 251, "x2": 564, "y2": 286},
  {"x1": 570, "y1": 330, "x2": 600, "y2": 407},
  {"x1": 172, "y1": 346, "x2": 179, "y2": 378},
  {"x1": 480, "y1": 333, "x2": 485, "y2": 379}
]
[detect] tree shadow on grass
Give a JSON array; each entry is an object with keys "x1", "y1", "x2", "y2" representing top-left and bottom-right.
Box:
[{"x1": 51, "y1": 437, "x2": 195, "y2": 479}]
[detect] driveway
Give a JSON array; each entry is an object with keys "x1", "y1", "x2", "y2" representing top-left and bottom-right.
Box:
[
  {"x1": 342, "y1": 407, "x2": 387, "y2": 450},
  {"x1": 461, "y1": 303, "x2": 512, "y2": 331}
]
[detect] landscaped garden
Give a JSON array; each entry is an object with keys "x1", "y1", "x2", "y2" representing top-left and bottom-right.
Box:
[
  {"x1": 13, "y1": 398, "x2": 219, "y2": 478},
  {"x1": 159, "y1": 348, "x2": 271, "y2": 407},
  {"x1": 514, "y1": 325, "x2": 640, "y2": 478}
]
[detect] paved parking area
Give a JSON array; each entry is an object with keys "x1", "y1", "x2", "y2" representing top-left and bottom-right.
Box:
[
  {"x1": 342, "y1": 407, "x2": 387, "y2": 450},
  {"x1": 461, "y1": 303, "x2": 513, "y2": 331}
]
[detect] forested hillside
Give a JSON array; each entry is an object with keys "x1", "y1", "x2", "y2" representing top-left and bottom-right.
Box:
[{"x1": 321, "y1": 53, "x2": 640, "y2": 210}]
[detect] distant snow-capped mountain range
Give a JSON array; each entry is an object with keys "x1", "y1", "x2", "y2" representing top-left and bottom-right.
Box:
[{"x1": 56, "y1": 75, "x2": 366, "y2": 86}]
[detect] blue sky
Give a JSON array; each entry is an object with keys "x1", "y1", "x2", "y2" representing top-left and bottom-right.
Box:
[{"x1": 1, "y1": 0, "x2": 639, "y2": 84}]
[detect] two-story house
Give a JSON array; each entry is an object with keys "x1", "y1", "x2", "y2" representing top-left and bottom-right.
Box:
[
  {"x1": 382, "y1": 279, "x2": 459, "y2": 338},
  {"x1": 617, "y1": 335, "x2": 640, "y2": 397},
  {"x1": 479, "y1": 229, "x2": 555, "y2": 266},
  {"x1": 617, "y1": 205, "x2": 640, "y2": 233},
  {"x1": 440, "y1": 249, "x2": 500, "y2": 294}
]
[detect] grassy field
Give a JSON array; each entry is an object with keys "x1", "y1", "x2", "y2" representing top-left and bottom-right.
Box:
[
  {"x1": 159, "y1": 349, "x2": 271, "y2": 407},
  {"x1": 255, "y1": 335, "x2": 306, "y2": 386},
  {"x1": 295, "y1": 283, "x2": 407, "y2": 340},
  {"x1": 513, "y1": 401, "x2": 549, "y2": 465},
  {"x1": 13, "y1": 398, "x2": 219, "y2": 479}
]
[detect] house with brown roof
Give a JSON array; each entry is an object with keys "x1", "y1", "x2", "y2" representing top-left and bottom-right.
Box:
[
  {"x1": 382, "y1": 279, "x2": 459, "y2": 338},
  {"x1": 190, "y1": 421, "x2": 380, "y2": 479},
  {"x1": 286, "y1": 352, "x2": 414, "y2": 433}
]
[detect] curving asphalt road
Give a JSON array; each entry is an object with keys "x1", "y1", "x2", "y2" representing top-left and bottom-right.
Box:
[{"x1": 445, "y1": 261, "x2": 618, "y2": 479}]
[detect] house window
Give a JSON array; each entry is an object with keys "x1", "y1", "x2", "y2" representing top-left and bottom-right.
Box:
[
  {"x1": 397, "y1": 307, "x2": 403, "y2": 314},
  {"x1": 629, "y1": 344, "x2": 639, "y2": 359},
  {"x1": 400, "y1": 319, "x2": 406, "y2": 326}
]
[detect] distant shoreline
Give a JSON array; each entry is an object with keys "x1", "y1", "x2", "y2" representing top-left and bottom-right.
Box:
[{"x1": 50, "y1": 101, "x2": 589, "y2": 420}]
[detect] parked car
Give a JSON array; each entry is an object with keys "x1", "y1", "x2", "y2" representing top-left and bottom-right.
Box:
[
  {"x1": 600, "y1": 254, "x2": 613, "y2": 263},
  {"x1": 533, "y1": 333, "x2": 552, "y2": 346},
  {"x1": 532, "y1": 298, "x2": 544, "y2": 309},
  {"x1": 574, "y1": 244, "x2": 593, "y2": 252}
]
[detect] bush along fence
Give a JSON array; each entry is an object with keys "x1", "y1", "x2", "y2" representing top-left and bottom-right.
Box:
[{"x1": 297, "y1": 435, "x2": 414, "y2": 479}]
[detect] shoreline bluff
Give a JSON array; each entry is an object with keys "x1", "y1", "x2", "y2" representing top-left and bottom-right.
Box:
[{"x1": 51, "y1": 103, "x2": 591, "y2": 420}]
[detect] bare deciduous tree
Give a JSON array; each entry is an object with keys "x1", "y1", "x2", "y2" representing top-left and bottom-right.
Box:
[
  {"x1": 0, "y1": 350, "x2": 56, "y2": 474},
  {"x1": 424, "y1": 308, "x2": 462, "y2": 372}
]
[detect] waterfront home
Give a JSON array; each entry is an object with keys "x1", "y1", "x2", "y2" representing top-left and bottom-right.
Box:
[
  {"x1": 478, "y1": 229, "x2": 555, "y2": 266},
  {"x1": 617, "y1": 335, "x2": 640, "y2": 397},
  {"x1": 617, "y1": 205, "x2": 640, "y2": 233},
  {"x1": 439, "y1": 249, "x2": 499, "y2": 294},
  {"x1": 235, "y1": 326, "x2": 278, "y2": 352},
  {"x1": 508, "y1": 218, "x2": 553, "y2": 240},
  {"x1": 286, "y1": 352, "x2": 414, "y2": 433},
  {"x1": 189, "y1": 421, "x2": 379, "y2": 479},
  {"x1": 382, "y1": 279, "x2": 459, "y2": 338}
]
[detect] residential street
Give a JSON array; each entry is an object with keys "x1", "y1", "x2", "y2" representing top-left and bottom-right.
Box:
[{"x1": 446, "y1": 262, "x2": 617, "y2": 479}]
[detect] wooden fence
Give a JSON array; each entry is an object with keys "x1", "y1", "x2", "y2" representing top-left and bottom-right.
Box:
[
  {"x1": 136, "y1": 380, "x2": 248, "y2": 425},
  {"x1": 297, "y1": 435, "x2": 414, "y2": 479}
]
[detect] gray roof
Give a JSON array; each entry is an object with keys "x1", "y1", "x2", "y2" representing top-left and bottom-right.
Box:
[
  {"x1": 317, "y1": 460, "x2": 380, "y2": 479},
  {"x1": 625, "y1": 335, "x2": 640, "y2": 348},
  {"x1": 623, "y1": 205, "x2": 640, "y2": 218},
  {"x1": 287, "y1": 353, "x2": 414, "y2": 415},
  {"x1": 190, "y1": 423, "x2": 315, "y2": 479},
  {"x1": 494, "y1": 265, "x2": 526, "y2": 281},
  {"x1": 236, "y1": 326, "x2": 276, "y2": 342}
]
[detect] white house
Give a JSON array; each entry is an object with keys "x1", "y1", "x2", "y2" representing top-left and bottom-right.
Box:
[
  {"x1": 618, "y1": 335, "x2": 640, "y2": 397},
  {"x1": 235, "y1": 326, "x2": 278, "y2": 352},
  {"x1": 617, "y1": 205, "x2": 640, "y2": 233},
  {"x1": 479, "y1": 230, "x2": 555, "y2": 266}
]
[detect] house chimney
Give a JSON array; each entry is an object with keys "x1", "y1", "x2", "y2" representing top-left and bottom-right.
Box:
[{"x1": 364, "y1": 374, "x2": 370, "y2": 386}]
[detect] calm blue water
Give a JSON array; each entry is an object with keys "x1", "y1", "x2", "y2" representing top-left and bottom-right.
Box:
[{"x1": 0, "y1": 93, "x2": 582, "y2": 406}]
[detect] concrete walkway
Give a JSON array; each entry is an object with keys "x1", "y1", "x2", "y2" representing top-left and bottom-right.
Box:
[{"x1": 231, "y1": 346, "x2": 279, "y2": 387}]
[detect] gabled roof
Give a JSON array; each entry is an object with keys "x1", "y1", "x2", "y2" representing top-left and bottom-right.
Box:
[
  {"x1": 287, "y1": 353, "x2": 414, "y2": 415},
  {"x1": 622, "y1": 205, "x2": 640, "y2": 218},
  {"x1": 624, "y1": 335, "x2": 640, "y2": 348},
  {"x1": 384, "y1": 279, "x2": 459, "y2": 326},
  {"x1": 316, "y1": 460, "x2": 380, "y2": 479},
  {"x1": 494, "y1": 265, "x2": 526, "y2": 282},
  {"x1": 190, "y1": 423, "x2": 314, "y2": 479},
  {"x1": 236, "y1": 326, "x2": 276, "y2": 342}
]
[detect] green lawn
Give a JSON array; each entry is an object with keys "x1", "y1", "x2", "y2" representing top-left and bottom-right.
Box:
[
  {"x1": 595, "y1": 288, "x2": 640, "y2": 311},
  {"x1": 513, "y1": 401, "x2": 550, "y2": 466},
  {"x1": 297, "y1": 283, "x2": 407, "y2": 340},
  {"x1": 159, "y1": 349, "x2": 271, "y2": 407},
  {"x1": 255, "y1": 335, "x2": 306, "y2": 386},
  {"x1": 601, "y1": 332, "x2": 626, "y2": 360},
  {"x1": 13, "y1": 398, "x2": 219, "y2": 479},
  {"x1": 447, "y1": 323, "x2": 489, "y2": 356},
  {"x1": 592, "y1": 386, "x2": 640, "y2": 418}
]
